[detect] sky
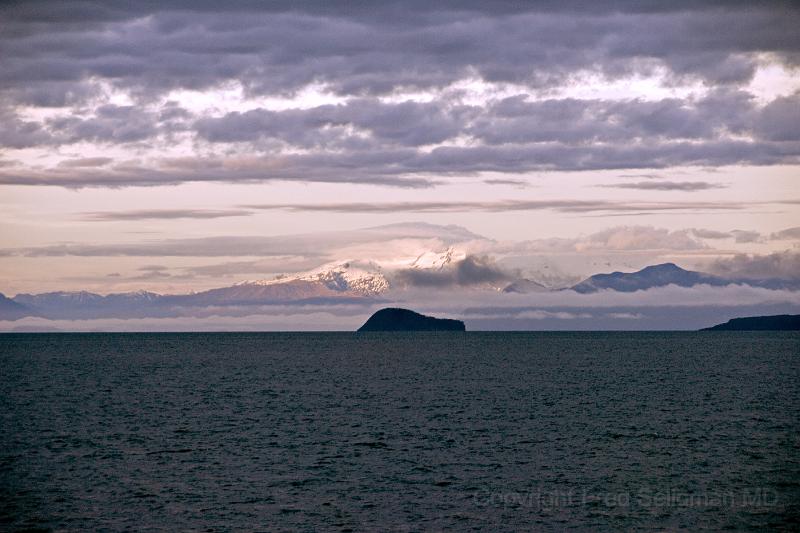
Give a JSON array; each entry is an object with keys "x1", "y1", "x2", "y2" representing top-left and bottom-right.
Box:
[{"x1": 0, "y1": 1, "x2": 799, "y2": 329}]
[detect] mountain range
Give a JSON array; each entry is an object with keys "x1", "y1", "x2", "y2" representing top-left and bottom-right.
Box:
[
  {"x1": 1, "y1": 261, "x2": 797, "y2": 321},
  {"x1": 567, "y1": 263, "x2": 800, "y2": 294}
]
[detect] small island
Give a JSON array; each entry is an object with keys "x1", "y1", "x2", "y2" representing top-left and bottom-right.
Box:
[
  {"x1": 701, "y1": 314, "x2": 800, "y2": 331},
  {"x1": 357, "y1": 308, "x2": 466, "y2": 332}
]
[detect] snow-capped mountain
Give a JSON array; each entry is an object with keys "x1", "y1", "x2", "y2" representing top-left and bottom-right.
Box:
[
  {"x1": 13, "y1": 290, "x2": 105, "y2": 308},
  {"x1": 103, "y1": 290, "x2": 162, "y2": 304},
  {"x1": 409, "y1": 247, "x2": 466, "y2": 270},
  {"x1": 236, "y1": 261, "x2": 389, "y2": 296},
  {"x1": 8, "y1": 290, "x2": 163, "y2": 320}
]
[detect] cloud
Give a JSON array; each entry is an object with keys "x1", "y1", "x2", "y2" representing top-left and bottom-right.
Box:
[
  {"x1": 573, "y1": 226, "x2": 706, "y2": 251},
  {"x1": 729, "y1": 229, "x2": 763, "y2": 244},
  {"x1": 690, "y1": 227, "x2": 781, "y2": 242},
  {"x1": 0, "y1": 222, "x2": 486, "y2": 258},
  {"x1": 471, "y1": 90, "x2": 757, "y2": 146},
  {"x1": 490, "y1": 226, "x2": 711, "y2": 266},
  {"x1": 2, "y1": 101, "x2": 799, "y2": 187},
  {"x1": 132, "y1": 270, "x2": 174, "y2": 280},
  {"x1": 0, "y1": 308, "x2": 374, "y2": 332},
  {"x1": 407, "y1": 282, "x2": 800, "y2": 311},
  {"x1": 464, "y1": 309, "x2": 592, "y2": 320},
  {"x1": 182, "y1": 257, "x2": 326, "y2": 277},
  {"x1": 0, "y1": 109, "x2": 52, "y2": 149},
  {"x1": 706, "y1": 250, "x2": 800, "y2": 280},
  {"x1": 690, "y1": 228, "x2": 732, "y2": 239},
  {"x1": 483, "y1": 178, "x2": 530, "y2": 187},
  {"x1": 3, "y1": 2, "x2": 798, "y2": 99},
  {"x1": 46, "y1": 105, "x2": 160, "y2": 144},
  {"x1": 360, "y1": 222, "x2": 485, "y2": 242},
  {"x1": 771, "y1": 226, "x2": 800, "y2": 240},
  {"x1": 607, "y1": 312, "x2": 644, "y2": 319},
  {"x1": 3, "y1": 297, "x2": 799, "y2": 331},
  {"x1": 58, "y1": 157, "x2": 114, "y2": 168},
  {"x1": 0, "y1": 155, "x2": 436, "y2": 188},
  {"x1": 195, "y1": 99, "x2": 471, "y2": 148},
  {"x1": 2, "y1": 237, "x2": 327, "y2": 258},
  {"x1": 137, "y1": 264, "x2": 168, "y2": 271},
  {"x1": 191, "y1": 90, "x2": 761, "y2": 150},
  {"x1": 242, "y1": 198, "x2": 753, "y2": 215},
  {"x1": 754, "y1": 92, "x2": 800, "y2": 142},
  {"x1": 0, "y1": 222, "x2": 766, "y2": 281},
  {"x1": 393, "y1": 255, "x2": 513, "y2": 288},
  {"x1": 0, "y1": 3, "x2": 798, "y2": 187},
  {"x1": 601, "y1": 180, "x2": 726, "y2": 191},
  {"x1": 81, "y1": 209, "x2": 254, "y2": 221}
]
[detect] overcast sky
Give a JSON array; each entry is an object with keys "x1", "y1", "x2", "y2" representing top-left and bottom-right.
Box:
[{"x1": 0, "y1": 0, "x2": 798, "y2": 299}]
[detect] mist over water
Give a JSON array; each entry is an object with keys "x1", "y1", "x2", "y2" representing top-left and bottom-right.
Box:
[{"x1": 1, "y1": 332, "x2": 799, "y2": 530}]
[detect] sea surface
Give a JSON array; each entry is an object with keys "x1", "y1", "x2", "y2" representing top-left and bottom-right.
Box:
[{"x1": 1, "y1": 332, "x2": 799, "y2": 531}]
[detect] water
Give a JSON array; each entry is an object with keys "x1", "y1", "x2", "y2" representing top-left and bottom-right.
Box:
[{"x1": 1, "y1": 332, "x2": 799, "y2": 531}]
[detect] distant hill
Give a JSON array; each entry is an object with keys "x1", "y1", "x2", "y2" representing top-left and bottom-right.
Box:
[
  {"x1": 572, "y1": 263, "x2": 728, "y2": 293},
  {"x1": 358, "y1": 308, "x2": 465, "y2": 332},
  {"x1": 12, "y1": 290, "x2": 165, "y2": 320},
  {"x1": 701, "y1": 314, "x2": 800, "y2": 331},
  {"x1": 0, "y1": 293, "x2": 31, "y2": 320},
  {"x1": 571, "y1": 262, "x2": 800, "y2": 293},
  {"x1": 503, "y1": 278, "x2": 549, "y2": 293},
  {"x1": 8, "y1": 262, "x2": 386, "y2": 319}
]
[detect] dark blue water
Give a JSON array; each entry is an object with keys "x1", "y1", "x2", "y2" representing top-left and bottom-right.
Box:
[{"x1": 1, "y1": 332, "x2": 799, "y2": 531}]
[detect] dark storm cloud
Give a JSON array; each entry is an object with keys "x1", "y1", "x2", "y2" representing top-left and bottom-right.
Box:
[
  {"x1": 3, "y1": 136, "x2": 799, "y2": 189},
  {"x1": 754, "y1": 92, "x2": 800, "y2": 141},
  {"x1": 469, "y1": 90, "x2": 757, "y2": 145},
  {"x1": 393, "y1": 255, "x2": 513, "y2": 288},
  {"x1": 2, "y1": 131, "x2": 798, "y2": 189},
  {"x1": 44, "y1": 104, "x2": 193, "y2": 145},
  {"x1": 2, "y1": 2, "x2": 798, "y2": 97},
  {"x1": 0, "y1": 110, "x2": 52, "y2": 149},
  {"x1": 1, "y1": 1, "x2": 799, "y2": 187},
  {"x1": 190, "y1": 90, "x2": 767, "y2": 150},
  {"x1": 195, "y1": 99, "x2": 471, "y2": 147}
]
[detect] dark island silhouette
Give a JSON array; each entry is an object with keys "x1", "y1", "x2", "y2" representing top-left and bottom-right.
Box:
[
  {"x1": 358, "y1": 308, "x2": 465, "y2": 332},
  {"x1": 702, "y1": 314, "x2": 800, "y2": 331}
]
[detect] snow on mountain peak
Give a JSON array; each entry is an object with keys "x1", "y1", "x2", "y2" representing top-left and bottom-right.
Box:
[
  {"x1": 235, "y1": 249, "x2": 475, "y2": 296},
  {"x1": 304, "y1": 260, "x2": 389, "y2": 295},
  {"x1": 409, "y1": 247, "x2": 466, "y2": 270},
  {"x1": 236, "y1": 260, "x2": 389, "y2": 296}
]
